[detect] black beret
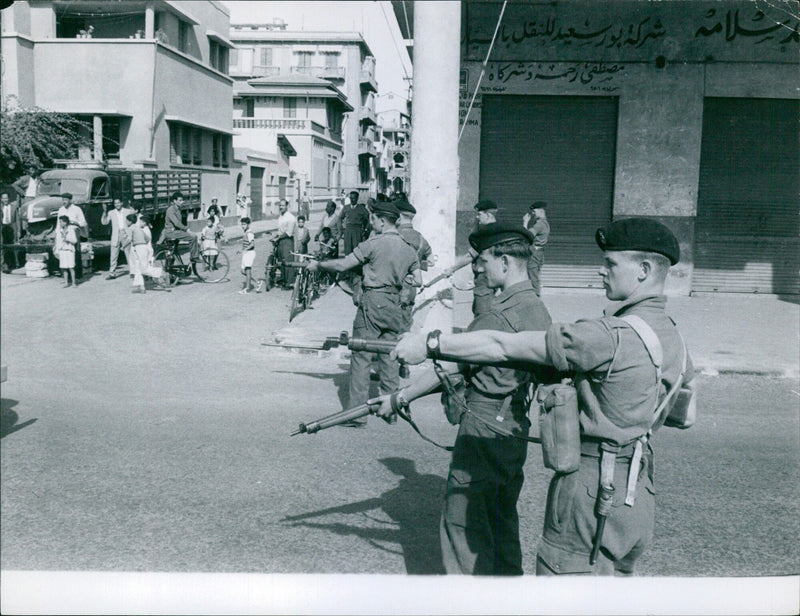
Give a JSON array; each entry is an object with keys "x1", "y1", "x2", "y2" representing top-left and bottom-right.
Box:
[
  {"x1": 529, "y1": 201, "x2": 547, "y2": 209},
  {"x1": 60, "y1": 192, "x2": 73, "y2": 199},
  {"x1": 595, "y1": 218, "x2": 680, "y2": 265},
  {"x1": 474, "y1": 200, "x2": 499, "y2": 212},
  {"x1": 371, "y1": 201, "x2": 400, "y2": 218},
  {"x1": 394, "y1": 199, "x2": 416, "y2": 215},
  {"x1": 469, "y1": 222, "x2": 534, "y2": 252}
]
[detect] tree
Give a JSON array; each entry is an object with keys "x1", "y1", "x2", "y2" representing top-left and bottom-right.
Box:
[{"x1": 0, "y1": 97, "x2": 94, "y2": 184}]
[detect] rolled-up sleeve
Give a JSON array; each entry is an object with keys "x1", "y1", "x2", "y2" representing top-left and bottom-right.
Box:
[
  {"x1": 352, "y1": 239, "x2": 373, "y2": 264},
  {"x1": 545, "y1": 319, "x2": 617, "y2": 373}
]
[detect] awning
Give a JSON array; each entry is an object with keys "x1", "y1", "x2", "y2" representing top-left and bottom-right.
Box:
[
  {"x1": 161, "y1": 1, "x2": 199, "y2": 25},
  {"x1": 206, "y1": 29, "x2": 234, "y2": 49},
  {"x1": 165, "y1": 115, "x2": 235, "y2": 136},
  {"x1": 50, "y1": 109, "x2": 133, "y2": 117},
  {"x1": 278, "y1": 135, "x2": 297, "y2": 157}
]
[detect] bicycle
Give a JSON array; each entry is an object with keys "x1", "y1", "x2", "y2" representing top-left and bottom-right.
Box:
[
  {"x1": 263, "y1": 232, "x2": 293, "y2": 291},
  {"x1": 288, "y1": 252, "x2": 320, "y2": 322},
  {"x1": 152, "y1": 239, "x2": 230, "y2": 286}
]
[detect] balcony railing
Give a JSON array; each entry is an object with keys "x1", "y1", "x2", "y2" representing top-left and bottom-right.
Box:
[
  {"x1": 252, "y1": 65, "x2": 280, "y2": 77},
  {"x1": 359, "y1": 57, "x2": 377, "y2": 92},
  {"x1": 290, "y1": 66, "x2": 346, "y2": 79},
  {"x1": 233, "y1": 118, "x2": 310, "y2": 130},
  {"x1": 358, "y1": 138, "x2": 377, "y2": 157},
  {"x1": 358, "y1": 106, "x2": 377, "y2": 125}
]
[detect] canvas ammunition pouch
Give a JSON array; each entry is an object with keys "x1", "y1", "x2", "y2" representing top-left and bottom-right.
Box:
[
  {"x1": 536, "y1": 381, "x2": 581, "y2": 473},
  {"x1": 433, "y1": 361, "x2": 469, "y2": 425}
]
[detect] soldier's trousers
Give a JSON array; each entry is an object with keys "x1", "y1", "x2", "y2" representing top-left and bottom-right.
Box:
[
  {"x1": 527, "y1": 248, "x2": 544, "y2": 296},
  {"x1": 441, "y1": 407, "x2": 528, "y2": 575},
  {"x1": 536, "y1": 445, "x2": 655, "y2": 575},
  {"x1": 348, "y1": 289, "x2": 403, "y2": 407}
]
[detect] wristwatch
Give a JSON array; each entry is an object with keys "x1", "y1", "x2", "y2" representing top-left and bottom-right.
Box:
[{"x1": 426, "y1": 329, "x2": 442, "y2": 360}]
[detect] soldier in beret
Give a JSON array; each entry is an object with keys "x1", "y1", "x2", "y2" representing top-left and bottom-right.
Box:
[
  {"x1": 372, "y1": 223, "x2": 552, "y2": 574},
  {"x1": 393, "y1": 217, "x2": 695, "y2": 575},
  {"x1": 394, "y1": 198, "x2": 433, "y2": 330},
  {"x1": 308, "y1": 200, "x2": 420, "y2": 427},
  {"x1": 522, "y1": 201, "x2": 550, "y2": 296}
]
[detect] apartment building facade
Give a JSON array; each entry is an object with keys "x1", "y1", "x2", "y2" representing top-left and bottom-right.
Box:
[
  {"x1": 1, "y1": 0, "x2": 236, "y2": 208},
  {"x1": 228, "y1": 23, "x2": 379, "y2": 197},
  {"x1": 232, "y1": 74, "x2": 352, "y2": 216}
]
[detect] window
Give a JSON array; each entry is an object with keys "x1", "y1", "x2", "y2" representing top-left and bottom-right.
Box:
[
  {"x1": 91, "y1": 178, "x2": 109, "y2": 199},
  {"x1": 296, "y1": 51, "x2": 312, "y2": 67},
  {"x1": 283, "y1": 97, "x2": 296, "y2": 118},
  {"x1": 178, "y1": 20, "x2": 189, "y2": 52},
  {"x1": 181, "y1": 126, "x2": 191, "y2": 163},
  {"x1": 193, "y1": 129, "x2": 202, "y2": 165},
  {"x1": 209, "y1": 41, "x2": 228, "y2": 73},
  {"x1": 260, "y1": 47, "x2": 272, "y2": 66},
  {"x1": 213, "y1": 134, "x2": 229, "y2": 168},
  {"x1": 324, "y1": 53, "x2": 338, "y2": 69},
  {"x1": 229, "y1": 48, "x2": 239, "y2": 69},
  {"x1": 245, "y1": 98, "x2": 255, "y2": 118},
  {"x1": 102, "y1": 117, "x2": 121, "y2": 160},
  {"x1": 170, "y1": 124, "x2": 179, "y2": 163}
]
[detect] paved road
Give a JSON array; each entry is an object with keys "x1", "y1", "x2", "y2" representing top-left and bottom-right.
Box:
[{"x1": 1, "y1": 264, "x2": 798, "y2": 579}]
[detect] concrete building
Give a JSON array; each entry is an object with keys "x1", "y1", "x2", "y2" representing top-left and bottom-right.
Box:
[
  {"x1": 1, "y1": 0, "x2": 237, "y2": 209},
  {"x1": 376, "y1": 92, "x2": 411, "y2": 196},
  {"x1": 232, "y1": 74, "x2": 352, "y2": 216},
  {"x1": 228, "y1": 22, "x2": 379, "y2": 197},
  {"x1": 399, "y1": 0, "x2": 799, "y2": 298}
]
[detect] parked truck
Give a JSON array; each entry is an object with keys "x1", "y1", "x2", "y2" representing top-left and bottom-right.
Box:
[{"x1": 13, "y1": 162, "x2": 201, "y2": 262}]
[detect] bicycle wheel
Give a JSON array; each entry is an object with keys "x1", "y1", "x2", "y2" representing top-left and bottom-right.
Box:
[
  {"x1": 264, "y1": 256, "x2": 274, "y2": 291},
  {"x1": 194, "y1": 251, "x2": 229, "y2": 283},
  {"x1": 152, "y1": 248, "x2": 177, "y2": 287},
  {"x1": 289, "y1": 273, "x2": 306, "y2": 322}
]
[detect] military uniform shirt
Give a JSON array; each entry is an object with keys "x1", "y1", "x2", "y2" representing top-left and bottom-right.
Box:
[
  {"x1": 398, "y1": 222, "x2": 432, "y2": 269},
  {"x1": 544, "y1": 294, "x2": 694, "y2": 446},
  {"x1": 352, "y1": 229, "x2": 419, "y2": 289},
  {"x1": 464, "y1": 280, "x2": 552, "y2": 429},
  {"x1": 529, "y1": 217, "x2": 550, "y2": 248}
]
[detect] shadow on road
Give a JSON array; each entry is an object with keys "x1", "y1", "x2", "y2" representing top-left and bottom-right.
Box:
[
  {"x1": 282, "y1": 457, "x2": 446, "y2": 574},
  {"x1": 272, "y1": 370, "x2": 375, "y2": 409},
  {"x1": 1, "y1": 398, "x2": 37, "y2": 438}
]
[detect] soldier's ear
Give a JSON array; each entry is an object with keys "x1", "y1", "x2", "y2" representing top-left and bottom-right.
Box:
[{"x1": 639, "y1": 259, "x2": 652, "y2": 280}]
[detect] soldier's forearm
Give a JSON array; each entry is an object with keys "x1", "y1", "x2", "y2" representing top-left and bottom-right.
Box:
[{"x1": 438, "y1": 330, "x2": 551, "y2": 366}]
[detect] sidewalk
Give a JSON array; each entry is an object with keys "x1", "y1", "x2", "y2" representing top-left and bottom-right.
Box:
[{"x1": 271, "y1": 285, "x2": 800, "y2": 378}]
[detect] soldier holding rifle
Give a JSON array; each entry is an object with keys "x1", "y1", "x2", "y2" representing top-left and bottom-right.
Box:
[
  {"x1": 306, "y1": 200, "x2": 420, "y2": 427},
  {"x1": 372, "y1": 222, "x2": 552, "y2": 575},
  {"x1": 392, "y1": 218, "x2": 694, "y2": 576}
]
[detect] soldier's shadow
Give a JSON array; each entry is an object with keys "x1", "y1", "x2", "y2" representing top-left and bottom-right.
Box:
[
  {"x1": 282, "y1": 457, "x2": 446, "y2": 574},
  {"x1": 1, "y1": 399, "x2": 37, "y2": 439},
  {"x1": 272, "y1": 369, "x2": 380, "y2": 409}
]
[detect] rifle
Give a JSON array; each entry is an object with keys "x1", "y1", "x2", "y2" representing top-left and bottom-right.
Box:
[
  {"x1": 291, "y1": 402, "x2": 376, "y2": 435},
  {"x1": 291, "y1": 394, "x2": 453, "y2": 451},
  {"x1": 263, "y1": 331, "x2": 409, "y2": 378}
]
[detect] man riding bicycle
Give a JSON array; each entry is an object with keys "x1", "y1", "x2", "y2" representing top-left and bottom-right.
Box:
[{"x1": 160, "y1": 191, "x2": 201, "y2": 262}]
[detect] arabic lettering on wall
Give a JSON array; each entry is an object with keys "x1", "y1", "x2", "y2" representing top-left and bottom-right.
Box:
[
  {"x1": 486, "y1": 62, "x2": 625, "y2": 86},
  {"x1": 695, "y1": 8, "x2": 799, "y2": 45},
  {"x1": 494, "y1": 16, "x2": 666, "y2": 50}
]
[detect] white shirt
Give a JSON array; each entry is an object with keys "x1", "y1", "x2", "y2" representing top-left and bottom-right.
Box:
[
  {"x1": 58, "y1": 204, "x2": 88, "y2": 235},
  {"x1": 113, "y1": 208, "x2": 128, "y2": 229},
  {"x1": 277, "y1": 211, "x2": 297, "y2": 237},
  {"x1": 2, "y1": 203, "x2": 11, "y2": 225}
]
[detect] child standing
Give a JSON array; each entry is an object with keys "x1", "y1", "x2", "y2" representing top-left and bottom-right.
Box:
[
  {"x1": 239, "y1": 217, "x2": 260, "y2": 294},
  {"x1": 200, "y1": 215, "x2": 224, "y2": 269},
  {"x1": 56, "y1": 215, "x2": 78, "y2": 287},
  {"x1": 129, "y1": 213, "x2": 166, "y2": 293},
  {"x1": 294, "y1": 215, "x2": 311, "y2": 255}
]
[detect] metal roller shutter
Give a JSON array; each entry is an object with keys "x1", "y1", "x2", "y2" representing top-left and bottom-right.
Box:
[
  {"x1": 479, "y1": 95, "x2": 617, "y2": 289},
  {"x1": 694, "y1": 98, "x2": 800, "y2": 295}
]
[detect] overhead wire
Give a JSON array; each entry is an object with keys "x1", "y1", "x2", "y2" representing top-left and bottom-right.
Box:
[{"x1": 458, "y1": 0, "x2": 507, "y2": 143}]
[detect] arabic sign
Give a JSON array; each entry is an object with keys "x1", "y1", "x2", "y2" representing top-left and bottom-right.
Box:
[{"x1": 465, "y1": 0, "x2": 799, "y2": 63}]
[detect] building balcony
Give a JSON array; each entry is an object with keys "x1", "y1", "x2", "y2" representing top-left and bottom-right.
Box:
[
  {"x1": 358, "y1": 137, "x2": 377, "y2": 157},
  {"x1": 233, "y1": 117, "x2": 342, "y2": 145},
  {"x1": 359, "y1": 57, "x2": 377, "y2": 93},
  {"x1": 290, "y1": 66, "x2": 346, "y2": 80},
  {"x1": 359, "y1": 106, "x2": 377, "y2": 126}
]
